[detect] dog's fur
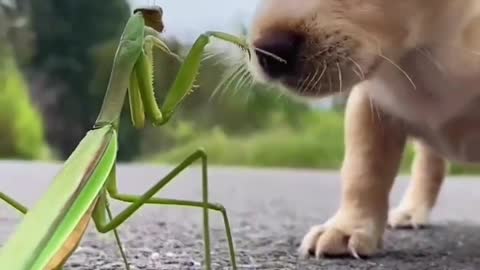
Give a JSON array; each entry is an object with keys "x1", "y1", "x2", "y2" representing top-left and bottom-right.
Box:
[{"x1": 247, "y1": 0, "x2": 480, "y2": 258}]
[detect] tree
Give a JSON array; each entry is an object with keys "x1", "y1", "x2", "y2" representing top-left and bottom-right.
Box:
[
  {"x1": 0, "y1": 1, "x2": 49, "y2": 160},
  {"x1": 28, "y1": 0, "x2": 132, "y2": 159}
]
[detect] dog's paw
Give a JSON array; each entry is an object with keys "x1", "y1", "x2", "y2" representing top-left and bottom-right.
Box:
[
  {"x1": 388, "y1": 206, "x2": 430, "y2": 229},
  {"x1": 298, "y1": 218, "x2": 382, "y2": 259}
]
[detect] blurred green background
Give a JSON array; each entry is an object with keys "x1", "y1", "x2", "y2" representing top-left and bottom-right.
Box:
[{"x1": 0, "y1": 0, "x2": 478, "y2": 175}]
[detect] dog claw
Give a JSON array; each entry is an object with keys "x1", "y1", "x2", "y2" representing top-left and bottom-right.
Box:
[{"x1": 349, "y1": 245, "x2": 361, "y2": 260}]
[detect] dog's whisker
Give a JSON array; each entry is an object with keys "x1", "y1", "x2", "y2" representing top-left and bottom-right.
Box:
[
  {"x1": 245, "y1": 74, "x2": 256, "y2": 90},
  {"x1": 377, "y1": 52, "x2": 417, "y2": 91},
  {"x1": 298, "y1": 73, "x2": 312, "y2": 94},
  {"x1": 415, "y1": 48, "x2": 446, "y2": 75},
  {"x1": 350, "y1": 66, "x2": 363, "y2": 81},
  {"x1": 222, "y1": 64, "x2": 247, "y2": 98},
  {"x1": 306, "y1": 47, "x2": 330, "y2": 62},
  {"x1": 311, "y1": 62, "x2": 328, "y2": 93},
  {"x1": 254, "y1": 47, "x2": 287, "y2": 63},
  {"x1": 346, "y1": 56, "x2": 365, "y2": 80},
  {"x1": 327, "y1": 69, "x2": 332, "y2": 93},
  {"x1": 336, "y1": 62, "x2": 343, "y2": 94},
  {"x1": 305, "y1": 70, "x2": 318, "y2": 94},
  {"x1": 202, "y1": 51, "x2": 218, "y2": 62},
  {"x1": 304, "y1": 67, "x2": 320, "y2": 94},
  {"x1": 232, "y1": 67, "x2": 251, "y2": 96},
  {"x1": 368, "y1": 95, "x2": 376, "y2": 122},
  {"x1": 210, "y1": 63, "x2": 243, "y2": 101}
]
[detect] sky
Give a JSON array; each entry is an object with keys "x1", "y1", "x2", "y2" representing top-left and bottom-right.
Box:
[{"x1": 129, "y1": 0, "x2": 260, "y2": 43}]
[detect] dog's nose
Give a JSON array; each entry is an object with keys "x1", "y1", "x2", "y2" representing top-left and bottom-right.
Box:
[{"x1": 253, "y1": 31, "x2": 304, "y2": 79}]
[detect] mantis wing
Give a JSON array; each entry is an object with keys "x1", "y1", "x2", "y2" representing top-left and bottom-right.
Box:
[{"x1": 0, "y1": 125, "x2": 118, "y2": 270}]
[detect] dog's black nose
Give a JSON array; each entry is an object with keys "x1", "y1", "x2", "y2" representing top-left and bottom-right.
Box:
[{"x1": 253, "y1": 31, "x2": 304, "y2": 79}]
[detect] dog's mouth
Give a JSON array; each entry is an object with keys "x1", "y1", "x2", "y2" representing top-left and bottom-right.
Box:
[{"x1": 248, "y1": 29, "x2": 380, "y2": 98}]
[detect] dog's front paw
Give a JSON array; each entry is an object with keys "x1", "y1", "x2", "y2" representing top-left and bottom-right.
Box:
[
  {"x1": 388, "y1": 205, "x2": 430, "y2": 229},
  {"x1": 298, "y1": 216, "x2": 383, "y2": 259}
]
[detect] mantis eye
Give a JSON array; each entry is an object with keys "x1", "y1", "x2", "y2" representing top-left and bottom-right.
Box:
[{"x1": 133, "y1": 6, "x2": 165, "y2": 33}]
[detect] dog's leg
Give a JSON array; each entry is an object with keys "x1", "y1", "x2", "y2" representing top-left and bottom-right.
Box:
[
  {"x1": 299, "y1": 87, "x2": 406, "y2": 258},
  {"x1": 389, "y1": 140, "x2": 448, "y2": 229}
]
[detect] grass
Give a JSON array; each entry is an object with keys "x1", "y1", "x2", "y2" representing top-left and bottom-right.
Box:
[
  {"x1": 0, "y1": 49, "x2": 51, "y2": 160},
  {"x1": 147, "y1": 111, "x2": 345, "y2": 169},
  {"x1": 147, "y1": 110, "x2": 480, "y2": 175}
]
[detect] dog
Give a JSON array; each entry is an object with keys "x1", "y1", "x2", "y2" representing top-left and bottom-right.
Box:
[{"x1": 246, "y1": 0, "x2": 480, "y2": 259}]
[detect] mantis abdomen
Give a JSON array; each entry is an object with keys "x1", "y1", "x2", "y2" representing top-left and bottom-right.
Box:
[{"x1": 0, "y1": 126, "x2": 117, "y2": 270}]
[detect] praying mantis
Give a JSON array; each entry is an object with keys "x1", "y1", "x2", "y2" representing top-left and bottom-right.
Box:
[{"x1": 0, "y1": 6, "x2": 251, "y2": 270}]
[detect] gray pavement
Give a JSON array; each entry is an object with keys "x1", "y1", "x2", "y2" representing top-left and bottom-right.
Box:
[{"x1": 1, "y1": 161, "x2": 480, "y2": 269}]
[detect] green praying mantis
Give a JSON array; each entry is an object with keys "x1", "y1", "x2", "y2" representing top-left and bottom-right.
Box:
[{"x1": 0, "y1": 6, "x2": 251, "y2": 270}]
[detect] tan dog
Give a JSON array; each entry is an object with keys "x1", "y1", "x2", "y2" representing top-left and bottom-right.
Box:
[{"x1": 246, "y1": 0, "x2": 480, "y2": 259}]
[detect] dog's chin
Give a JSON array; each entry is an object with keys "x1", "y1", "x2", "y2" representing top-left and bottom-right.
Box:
[
  {"x1": 286, "y1": 82, "x2": 354, "y2": 100},
  {"x1": 264, "y1": 77, "x2": 355, "y2": 103},
  {"x1": 250, "y1": 71, "x2": 349, "y2": 102},
  {"x1": 247, "y1": 54, "x2": 382, "y2": 101}
]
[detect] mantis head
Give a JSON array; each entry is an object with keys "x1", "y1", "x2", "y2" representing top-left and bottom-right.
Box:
[{"x1": 133, "y1": 6, "x2": 165, "y2": 33}]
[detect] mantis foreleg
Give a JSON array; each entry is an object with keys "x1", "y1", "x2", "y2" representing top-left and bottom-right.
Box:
[
  {"x1": 159, "y1": 31, "x2": 249, "y2": 123},
  {"x1": 91, "y1": 149, "x2": 237, "y2": 270},
  {"x1": 118, "y1": 30, "x2": 250, "y2": 129}
]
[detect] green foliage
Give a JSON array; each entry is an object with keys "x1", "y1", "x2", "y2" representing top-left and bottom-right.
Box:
[
  {"x1": 0, "y1": 50, "x2": 49, "y2": 160},
  {"x1": 450, "y1": 164, "x2": 480, "y2": 175},
  {"x1": 149, "y1": 111, "x2": 345, "y2": 169},
  {"x1": 28, "y1": 0, "x2": 130, "y2": 158}
]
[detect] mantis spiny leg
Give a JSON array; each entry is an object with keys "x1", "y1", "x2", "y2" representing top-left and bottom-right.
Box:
[
  {"x1": 0, "y1": 192, "x2": 28, "y2": 214},
  {"x1": 129, "y1": 30, "x2": 250, "y2": 127},
  {"x1": 91, "y1": 149, "x2": 237, "y2": 270},
  {"x1": 105, "y1": 200, "x2": 131, "y2": 270},
  {"x1": 159, "y1": 31, "x2": 250, "y2": 121}
]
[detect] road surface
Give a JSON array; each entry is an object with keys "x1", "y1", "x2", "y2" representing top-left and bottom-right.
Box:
[{"x1": 1, "y1": 161, "x2": 480, "y2": 269}]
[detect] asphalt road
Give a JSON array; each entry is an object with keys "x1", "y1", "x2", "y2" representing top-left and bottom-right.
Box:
[{"x1": 2, "y1": 161, "x2": 480, "y2": 270}]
